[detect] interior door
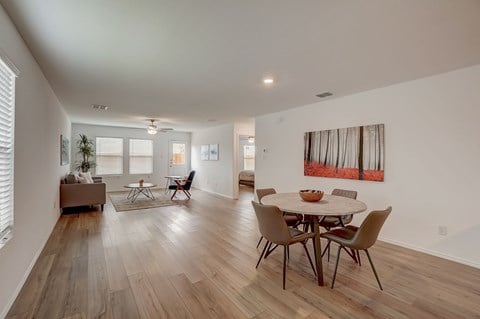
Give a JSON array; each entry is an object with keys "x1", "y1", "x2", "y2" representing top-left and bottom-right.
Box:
[{"x1": 168, "y1": 140, "x2": 188, "y2": 176}]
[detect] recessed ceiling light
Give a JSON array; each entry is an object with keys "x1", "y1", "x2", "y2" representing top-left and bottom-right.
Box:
[
  {"x1": 92, "y1": 104, "x2": 109, "y2": 110},
  {"x1": 263, "y1": 78, "x2": 274, "y2": 84},
  {"x1": 316, "y1": 92, "x2": 333, "y2": 98}
]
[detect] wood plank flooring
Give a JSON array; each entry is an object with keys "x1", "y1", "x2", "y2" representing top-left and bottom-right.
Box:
[{"x1": 6, "y1": 187, "x2": 480, "y2": 319}]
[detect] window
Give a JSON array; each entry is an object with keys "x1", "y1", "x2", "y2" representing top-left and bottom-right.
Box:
[
  {"x1": 0, "y1": 57, "x2": 16, "y2": 248},
  {"x1": 129, "y1": 139, "x2": 153, "y2": 174},
  {"x1": 96, "y1": 137, "x2": 123, "y2": 175},
  {"x1": 244, "y1": 145, "x2": 255, "y2": 170},
  {"x1": 172, "y1": 142, "x2": 186, "y2": 165}
]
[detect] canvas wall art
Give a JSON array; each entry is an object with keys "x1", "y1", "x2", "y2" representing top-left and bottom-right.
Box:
[
  {"x1": 304, "y1": 124, "x2": 385, "y2": 181},
  {"x1": 61, "y1": 134, "x2": 70, "y2": 165},
  {"x1": 209, "y1": 144, "x2": 219, "y2": 161},
  {"x1": 201, "y1": 144, "x2": 210, "y2": 160}
]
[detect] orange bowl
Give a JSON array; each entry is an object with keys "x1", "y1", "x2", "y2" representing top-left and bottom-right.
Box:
[{"x1": 299, "y1": 189, "x2": 324, "y2": 202}]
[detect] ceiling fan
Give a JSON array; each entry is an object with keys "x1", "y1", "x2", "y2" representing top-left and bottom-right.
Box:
[{"x1": 147, "y1": 119, "x2": 173, "y2": 135}]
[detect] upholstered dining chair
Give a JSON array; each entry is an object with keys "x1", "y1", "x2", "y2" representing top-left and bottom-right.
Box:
[
  {"x1": 169, "y1": 170, "x2": 195, "y2": 200},
  {"x1": 252, "y1": 201, "x2": 317, "y2": 289},
  {"x1": 255, "y1": 188, "x2": 302, "y2": 248},
  {"x1": 317, "y1": 189, "x2": 358, "y2": 261},
  {"x1": 320, "y1": 206, "x2": 392, "y2": 289},
  {"x1": 321, "y1": 189, "x2": 358, "y2": 228}
]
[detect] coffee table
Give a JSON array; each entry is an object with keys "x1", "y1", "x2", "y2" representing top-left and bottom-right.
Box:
[{"x1": 124, "y1": 183, "x2": 157, "y2": 203}]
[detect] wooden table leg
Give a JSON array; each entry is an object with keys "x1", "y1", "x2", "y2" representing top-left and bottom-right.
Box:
[{"x1": 313, "y1": 216, "x2": 324, "y2": 286}]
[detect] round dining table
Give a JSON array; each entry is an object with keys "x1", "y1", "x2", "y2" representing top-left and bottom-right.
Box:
[{"x1": 261, "y1": 193, "x2": 367, "y2": 286}]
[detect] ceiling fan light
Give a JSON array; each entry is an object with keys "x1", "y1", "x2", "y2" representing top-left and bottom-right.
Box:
[
  {"x1": 147, "y1": 126, "x2": 158, "y2": 134},
  {"x1": 147, "y1": 120, "x2": 158, "y2": 134}
]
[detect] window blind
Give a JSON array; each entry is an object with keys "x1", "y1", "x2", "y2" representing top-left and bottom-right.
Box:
[
  {"x1": 96, "y1": 137, "x2": 123, "y2": 175},
  {"x1": 129, "y1": 139, "x2": 153, "y2": 174},
  {"x1": 0, "y1": 57, "x2": 15, "y2": 247},
  {"x1": 243, "y1": 145, "x2": 255, "y2": 170}
]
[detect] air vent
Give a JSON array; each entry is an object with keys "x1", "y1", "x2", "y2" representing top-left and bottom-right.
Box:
[
  {"x1": 316, "y1": 92, "x2": 333, "y2": 98},
  {"x1": 92, "y1": 104, "x2": 109, "y2": 111}
]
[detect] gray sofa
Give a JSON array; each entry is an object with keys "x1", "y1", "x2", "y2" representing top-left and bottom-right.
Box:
[{"x1": 60, "y1": 176, "x2": 106, "y2": 211}]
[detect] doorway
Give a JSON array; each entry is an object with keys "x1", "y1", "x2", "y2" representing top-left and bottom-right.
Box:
[
  {"x1": 168, "y1": 140, "x2": 188, "y2": 176},
  {"x1": 236, "y1": 134, "x2": 255, "y2": 200}
]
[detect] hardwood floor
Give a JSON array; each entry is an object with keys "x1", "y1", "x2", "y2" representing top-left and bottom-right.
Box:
[{"x1": 6, "y1": 187, "x2": 480, "y2": 319}]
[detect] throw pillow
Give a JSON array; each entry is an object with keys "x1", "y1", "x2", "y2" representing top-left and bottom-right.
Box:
[
  {"x1": 79, "y1": 171, "x2": 94, "y2": 184},
  {"x1": 78, "y1": 176, "x2": 88, "y2": 184},
  {"x1": 65, "y1": 173, "x2": 77, "y2": 184}
]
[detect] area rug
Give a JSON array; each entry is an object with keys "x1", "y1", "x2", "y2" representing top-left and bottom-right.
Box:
[{"x1": 109, "y1": 191, "x2": 187, "y2": 212}]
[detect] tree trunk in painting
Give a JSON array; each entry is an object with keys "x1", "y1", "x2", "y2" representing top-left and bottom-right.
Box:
[
  {"x1": 318, "y1": 132, "x2": 322, "y2": 162},
  {"x1": 341, "y1": 129, "x2": 348, "y2": 168},
  {"x1": 306, "y1": 132, "x2": 312, "y2": 163},
  {"x1": 358, "y1": 126, "x2": 364, "y2": 180},
  {"x1": 377, "y1": 125, "x2": 381, "y2": 171},
  {"x1": 323, "y1": 131, "x2": 330, "y2": 166},
  {"x1": 335, "y1": 129, "x2": 340, "y2": 171}
]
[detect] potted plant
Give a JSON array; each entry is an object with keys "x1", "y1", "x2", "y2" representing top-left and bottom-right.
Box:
[{"x1": 75, "y1": 134, "x2": 96, "y2": 172}]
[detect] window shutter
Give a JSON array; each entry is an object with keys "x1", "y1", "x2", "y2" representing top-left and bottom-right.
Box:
[{"x1": 0, "y1": 57, "x2": 16, "y2": 247}]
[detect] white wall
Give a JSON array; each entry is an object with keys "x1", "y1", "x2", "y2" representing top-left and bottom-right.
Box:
[
  {"x1": 191, "y1": 123, "x2": 235, "y2": 198},
  {"x1": 71, "y1": 124, "x2": 191, "y2": 191},
  {"x1": 0, "y1": 6, "x2": 71, "y2": 318},
  {"x1": 256, "y1": 65, "x2": 480, "y2": 268}
]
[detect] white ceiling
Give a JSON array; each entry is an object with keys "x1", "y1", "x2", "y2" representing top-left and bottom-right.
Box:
[{"x1": 2, "y1": 0, "x2": 480, "y2": 131}]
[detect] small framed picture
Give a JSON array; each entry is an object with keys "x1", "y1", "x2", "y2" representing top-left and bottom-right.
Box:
[
  {"x1": 201, "y1": 144, "x2": 210, "y2": 160},
  {"x1": 60, "y1": 134, "x2": 70, "y2": 165},
  {"x1": 209, "y1": 144, "x2": 219, "y2": 161}
]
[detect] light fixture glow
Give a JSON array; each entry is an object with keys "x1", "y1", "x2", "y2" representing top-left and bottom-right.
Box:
[
  {"x1": 147, "y1": 119, "x2": 158, "y2": 135},
  {"x1": 248, "y1": 136, "x2": 255, "y2": 143},
  {"x1": 263, "y1": 78, "x2": 274, "y2": 84}
]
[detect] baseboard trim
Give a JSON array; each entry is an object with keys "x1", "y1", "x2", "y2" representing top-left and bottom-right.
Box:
[
  {"x1": 0, "y1": 212, "x2": 60, "y2": 319},
  {"x1": 193, "y1": 187, "x2": 233, "y2": 200},
  {"x1": 378, "y1": 236, "x2": 480, "y2": 269}
]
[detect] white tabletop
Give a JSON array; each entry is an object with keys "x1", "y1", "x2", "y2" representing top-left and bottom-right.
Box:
[{"x1": 261, "y1": 193, "x2": 367, "y2": 216}]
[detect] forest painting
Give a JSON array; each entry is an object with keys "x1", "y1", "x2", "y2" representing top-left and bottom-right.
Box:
[{"x1": 304, "y1": 124, "x2": 385, "y2": 182}]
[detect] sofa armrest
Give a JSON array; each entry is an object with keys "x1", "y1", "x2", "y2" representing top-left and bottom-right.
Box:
[
  {"x1": 60, "y1": 183, "x2": 106, "y2": 209},
  {"x1": 93, "y1": 176, "x2": 103, "y2": 183}
]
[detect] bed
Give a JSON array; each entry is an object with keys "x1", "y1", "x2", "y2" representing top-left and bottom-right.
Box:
[{"x1": 239, "y1": 170, "x2": 255, "y2": 187}]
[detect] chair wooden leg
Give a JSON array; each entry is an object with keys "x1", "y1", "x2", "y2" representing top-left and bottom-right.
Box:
[
  {"x1": 365, "y1": 249, "x2": 383, "y2": 290},
  {"x1": 302, "y1": 242, "x2": 317, "y2": 276},
  {"x1": 342, "y1": 246, "x2": 358, "y2": 263},
  {"x1": 265, "y1": 242, "x2": 279, "y2": 259},
  {"x1": 170, "y1": 190, "x2": 178, "y2": 200},
  {"x1": 256, "y1": 241, "x2": 269, "y2": 269},
  {"x1": 357, "y1": 250, "x2": 361, "y2": 266},
  {"x1": 287, "y1": 246, "x2": 290, "y2": 261},
  {"x1": 321, "y1": 240, "x2": 331, "y2": 261},
  {"x1": 256, "y1": 236, "x2": 263, "y2": 248},
  {"x1": 331, "y1": 245, "x2": 342, "y2": 289},
  {"x1": 351, "y1": 248, "x2": 358, "y2": 263},
  {"x1": 283, "y1": 245, "x2": 287, "y2": 289}
]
